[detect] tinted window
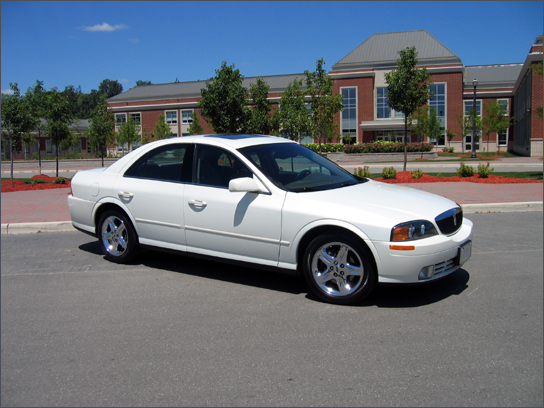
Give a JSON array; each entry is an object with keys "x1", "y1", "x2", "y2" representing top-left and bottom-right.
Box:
[
  {"x1": 124, "y1": 144, "x2": 188, "y2": 182},
  {"x1": 194, "y1": 145, "x2": 252, "y2": 188}
]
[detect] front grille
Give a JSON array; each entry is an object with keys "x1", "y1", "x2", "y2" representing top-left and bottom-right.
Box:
[
  {"x1": 435, "y1": 207, "x2": 463, "y2": 235},
  {"x1": 434, "y1": 257, "x2": 458, "y2": 276}
]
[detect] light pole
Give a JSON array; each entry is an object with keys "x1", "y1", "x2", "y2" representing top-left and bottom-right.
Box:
[{"x1": 471, "y1": 79, "x2": 478, "y2": 158}]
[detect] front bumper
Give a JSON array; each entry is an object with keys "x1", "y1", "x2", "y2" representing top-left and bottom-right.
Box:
[{"x1": 374, "y1": 218, "x2": 473, "y2": 284}]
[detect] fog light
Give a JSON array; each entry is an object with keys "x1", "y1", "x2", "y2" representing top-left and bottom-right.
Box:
[{"x1": 418, "y1": 265, "x2": 435, "y2": 280}]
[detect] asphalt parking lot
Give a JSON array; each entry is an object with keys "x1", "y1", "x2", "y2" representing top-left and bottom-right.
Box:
[{"x1": 1, "y1": 212, "x2": 542, "y2": 407}]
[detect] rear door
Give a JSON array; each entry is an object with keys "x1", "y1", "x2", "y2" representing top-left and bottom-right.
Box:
[{"x1": 114, "y1": 143, "x2": 190, "y2": 249}]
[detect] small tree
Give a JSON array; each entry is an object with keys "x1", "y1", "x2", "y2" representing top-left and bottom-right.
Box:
[
  {"x1": 26, "y1": 80, "x2": 48, "y2": 174},
  {"x1": 86, "y1": 94, "x2": 115, "y2": 166},
  {"x1": 385, "y1": 47, "x2": 433, "y2": 171},
  {"x1": 445, "y1": 129, "x2": 456, "y2": 150},
  {"x1": 44, "y1": 88, "x2": 76, "y2": 176},
  {"x1": 199, "y1": 61, "x2": 250, "y2": 133},
  {"x1": 1, "y1": 83, "x2": 36, "y2": 179},
  {"x1": 275, "y1": 78, "x2": 310, "y2": 141},
  {"x1": 304, "y1": 59, "x2": 344, "y2": 152},
  {"x1": 135, "y1": 80, "x2": 152, "y2": 86},
  {"x1": 116, "y1": 118, "x2": 141, "y2": 155},
  {"x1": 427, "y1": 107, "x2": 443, "y2": 151},
  {"x1": 482, "y1": 100, "x2": 512, "y2": 153},
  {"x1": 188, "y1": 111, "x2": 204, "y2": 135},
  {"x1": 98, "y1": 79, "x2": 123, "y2": 98},
  {"x1": 247, "y1": 77, "x2": 276, "y2": 134},
  {"x1": 154, "y1": 114, "x2": 172, "y2": 140}
]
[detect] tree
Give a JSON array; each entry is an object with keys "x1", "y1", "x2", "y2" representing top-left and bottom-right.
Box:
[
  {"x1": 153, "y1": 114, "x2": 172, "y2": 140},
  {"x1": 199, "y1": 61, "x2": 250, "y2": 133},
  {"x1": 26, "y1": 80, "x2": 48, "y2": 174},
  {"x1": 86, "y1": 95, "x2": 115, "y2": 166},
  {"x1": 116, "y1": 118, "x2": 141, "y2": 155},
  {"x1": 427, "y1": 107, "x2": 443, "y2": 151},
  {"x1": 1, "y1": 83, "x2": 36, "y2": 179},
  {"x1": 482, "y1": 100, "x2": 512, "y2": 153},
  {"x1": 187, "y1": 111, "x2": 204, "y2": 135},
  {"x1": 136, "y1": 80, "x2": 152, "y2": 86},
  {"x1": 274, "y1": 78, "x2": 310, "y2": 141},
  {"x1": 44, "y1": 88, "x2": 76, "y2": 176},
  {"x1": 304, "y1": 59, "x2": 344, "y2": 152},
  {"x1": 247, "y1": 77, "x2": 277, "y2": 134},
  {"x1": 385, "y1": 47, "x2": 433, "y2": 171},
  {"x1": 98, "y1": 79, "x2": 123, "y2": 98},
  {"x1": 62, "y1": 85, "x2": 83, "y2": 117},
  {"x1": 530, "y1": 63, "x2": 543, "y2": 119}
]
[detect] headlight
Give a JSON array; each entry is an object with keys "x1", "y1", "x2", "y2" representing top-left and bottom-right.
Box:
[{"x1": 391, "y1": 220, "x2": 438, "y2": 242}]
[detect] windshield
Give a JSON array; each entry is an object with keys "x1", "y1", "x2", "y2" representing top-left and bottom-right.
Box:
[{"x1": 238, "y1": 142, "x2": 366, "y2": 192}]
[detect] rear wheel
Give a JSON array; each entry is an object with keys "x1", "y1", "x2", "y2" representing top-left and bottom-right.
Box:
[
  {"x1": 303, "y1": 234, "x2": 377, "y2": 305},
  {"x1": 98, "y1": 210, "x2": 140, "y2": 263}
]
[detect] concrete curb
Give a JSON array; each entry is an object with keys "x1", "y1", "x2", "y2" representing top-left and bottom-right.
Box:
[
  {"x1": 1, "y1": 221, "x2": 75, "y2": 235},
  {"x1": 2, "y1": 202, "x2": 542, "y2": 235},
  {"x1": 461, "y1": 201, "x2": 543, "y2": 214}
]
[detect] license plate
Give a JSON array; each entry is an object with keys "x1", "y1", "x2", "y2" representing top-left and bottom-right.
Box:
[{"x1": 458, "y1": 240, "x2": 472, "y2": 266}]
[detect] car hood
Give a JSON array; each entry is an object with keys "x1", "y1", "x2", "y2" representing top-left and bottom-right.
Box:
[{"x1": 288, "y1": 179, "x2": 459, "y2": 228}]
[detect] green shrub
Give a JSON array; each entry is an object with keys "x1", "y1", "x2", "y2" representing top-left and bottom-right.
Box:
[
  {"x1": 457, "y1": 163, "x2": 475, "y2": 177},
  {"x1": 410, "y1": 169, "x2": 424, "y2": 179},
  {"x1": 381, "y1": 167, "x2": 397, "y2": 179},
  {"x1": 442, "y1": 147, "x2": 455, "y2": 153},
  {"x1": 477, "y1": 162, "x2": 494, "y2": 178},
  {"x1": 52, "y1": 177, "x2": 67, "y2": 184},
  {"x1": 354, "y1": 166, "x2": 372, "y2": 178}
]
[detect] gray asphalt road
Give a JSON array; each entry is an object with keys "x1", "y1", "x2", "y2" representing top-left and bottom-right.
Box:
[{"x1": 1, "y1": 212, "x2": 542, "y2": 407}]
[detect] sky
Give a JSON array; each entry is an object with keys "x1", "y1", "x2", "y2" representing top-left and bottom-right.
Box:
[{"x1": 1, "y1": 1, "x2": 543, "y2": 95}]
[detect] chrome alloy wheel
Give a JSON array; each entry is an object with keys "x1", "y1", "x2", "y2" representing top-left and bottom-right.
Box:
[
  {"x1": 310, "y1": 242, "x2": 365, "y2": 297},
  {"x1": 101, "y1": 215, "x2": 128, "y2": 257}
]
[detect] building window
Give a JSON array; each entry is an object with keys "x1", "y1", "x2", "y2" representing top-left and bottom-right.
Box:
[
  {"x1": 165, "y1": 111, "x2": 178, "y2": 124},
  {"x1": 376, "y1": 87, "x2": 404, "y2": 119},
  {"x1": 464, "y1": 101, "x2": 481, "y2": 117},
  {"x1": 376, "y1": 87, "x2": 391, "y2": 119},
  {"x1": 115, "y1": 113, "x2": 127, "y2": 130},
  {"x1": 341, "y1": 87, "x2": 357, "y2": 143},
  {"x1": 129, "y1": 113, "x2": 141, "y2": 124},
  {"x1": 498, "y1": 129, "x2": 508, "y2": 146},
  {"x1": 428, "y1": 83, "x2": 446, "y2": 146},
  {"x1": 376, "y1": 130, "x2": 410, "y2": 143},
  {"x1": 181, "y1": 110, "x2": 193, "y2": 124},
  {"x1": 498, "y1": 99, "x2": 509, "y2": 115}
]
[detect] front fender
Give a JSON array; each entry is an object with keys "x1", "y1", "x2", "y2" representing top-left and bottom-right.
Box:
[{"x1": 278, "y1": 219, "x2": 382, "y2": 273}]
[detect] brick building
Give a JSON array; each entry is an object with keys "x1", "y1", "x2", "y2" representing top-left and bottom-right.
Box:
[{"x1": 108, "y1": 30, "x2": 543, "y2": 157}]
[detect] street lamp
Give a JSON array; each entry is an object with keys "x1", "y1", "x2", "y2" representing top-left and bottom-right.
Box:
[{"x1": 471, "y1": 79, "x2": 478, "y2": 158}]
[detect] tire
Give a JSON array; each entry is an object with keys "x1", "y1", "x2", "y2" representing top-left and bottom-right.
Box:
[
  {"x1": 98, "y1": 210, "x2": 140, "y2": 263},
  {"x1": 302, "y1": 234, "x2": 377, "y2": 305}
]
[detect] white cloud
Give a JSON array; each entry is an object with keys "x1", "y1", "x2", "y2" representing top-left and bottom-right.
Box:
[
  {"x1": 128, "y1": 38, "x2": 140, "y2": 43},
  {"x1": 1, "y1": 89, "x2": 15, "y2": 95},
  {"x1": 118, "y1": 78, "x2": 130, "y2": 83},
  {"x1": 80, "y1": 23, "x2": 128, "y2": 32}
]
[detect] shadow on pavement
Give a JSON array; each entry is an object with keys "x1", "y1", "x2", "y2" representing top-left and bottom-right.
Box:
[{"x1": 79, "y1": 240, "x2": 470, "y2": 307}]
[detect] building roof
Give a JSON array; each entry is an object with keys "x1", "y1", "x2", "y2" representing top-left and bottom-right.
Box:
[
  {"x1": 332, "y1": 30, "x2": 462, "y2": 71},
  {"x1": 108, "y1": 73, "x2": 307, "y2": 103},
  {"x1": 464, "y1": 64, "x2": 523, "y2": 88}
]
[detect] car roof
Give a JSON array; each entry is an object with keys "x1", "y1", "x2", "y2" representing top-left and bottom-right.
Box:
[{"x1": 191, "y1": 134, "x2": 294, "y2": 149}]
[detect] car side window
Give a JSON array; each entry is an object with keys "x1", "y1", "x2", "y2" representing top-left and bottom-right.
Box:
[
  {"x1": 194, "y1": 145, "x2": 252, "y2": 188},
  {"x1": 124, "y1": 144, "x2": 187, "y2": 182}
]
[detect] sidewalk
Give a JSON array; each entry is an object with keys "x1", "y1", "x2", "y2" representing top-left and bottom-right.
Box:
[{"x1": 1, "y1": 156, "x2": 542, "y2": 234}]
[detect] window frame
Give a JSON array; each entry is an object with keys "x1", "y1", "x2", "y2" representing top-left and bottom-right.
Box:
[
  {"x1": 165, "y1": 110, "x2": 178, "y2": 124},
  {"x1": 340, "y1": 87, "x2": 358, "y2": 143},
  {"x1": 181, "y1": 110, "x2": 194, "y2": 124}
]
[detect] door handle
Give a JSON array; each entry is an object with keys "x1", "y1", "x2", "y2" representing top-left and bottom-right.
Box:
[
  {"x1": 188, "y1": 199, "x2": 207, "y2": 208},
  {"x1": 118, "y1": 191, "x2": 134, "y2": 199}
]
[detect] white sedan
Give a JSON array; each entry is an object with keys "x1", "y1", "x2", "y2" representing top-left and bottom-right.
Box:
[{"x1": 68, "y1": 134, "x2": 473, "y2": 305}]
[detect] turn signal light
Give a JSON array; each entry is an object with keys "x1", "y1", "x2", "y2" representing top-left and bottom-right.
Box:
[{"x1": 389, "y1": 245, "x2": 415, "y2": 251}]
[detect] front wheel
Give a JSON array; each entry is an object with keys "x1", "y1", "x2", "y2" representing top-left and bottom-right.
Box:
[
  {"x1": 303, "y1": 234, "x2": 377, "y2": 305},
  {"x1": 98, "y1": 210, "x2": 140, "y2": 263}
]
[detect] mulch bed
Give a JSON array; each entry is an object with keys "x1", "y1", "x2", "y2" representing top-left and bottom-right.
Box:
[
  {"x1": 376, "y1": 171, "x2": 542, "y2": 184},
  {"x1": 1, "y1": 175, "x2": 71, "y2": 193}
]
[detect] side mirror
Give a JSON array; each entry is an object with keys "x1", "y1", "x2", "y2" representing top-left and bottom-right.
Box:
[{"x1": 229, "y1": 176, "x2": 266, "y2": 193}]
